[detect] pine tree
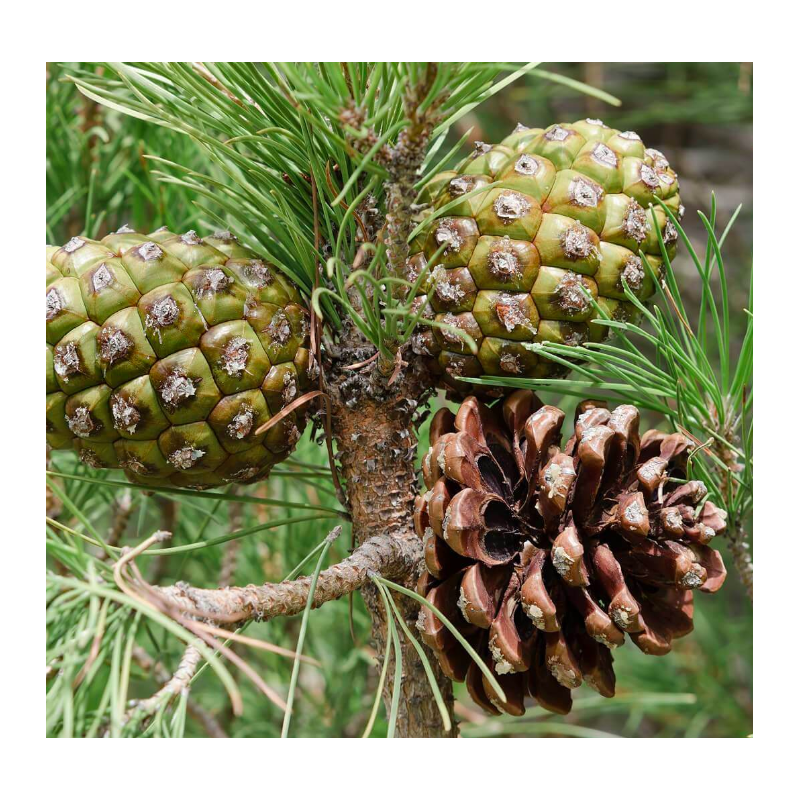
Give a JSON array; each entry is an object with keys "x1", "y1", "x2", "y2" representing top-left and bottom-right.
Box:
[{"x1": 46, "y1": 62, "x2": 752, "y2": 738}]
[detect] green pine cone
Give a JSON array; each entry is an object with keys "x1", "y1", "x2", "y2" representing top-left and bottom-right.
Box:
[
  {"x1": 406, "y1": 119, "x2": 682, "y2": 395},
  {"x1": 46, "y1": 227, "x2": 314, "y2": 488}
]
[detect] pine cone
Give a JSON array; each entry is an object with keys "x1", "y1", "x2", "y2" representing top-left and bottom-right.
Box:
[
  {"x1": 46, "y1": 228, "x2": 313, "y2": 488},
  {"x1": 414, "y1": 391, "x2": 726, "y2": 716},
  {"x1": 404, "y1": 119, "x2": 682, "y2": 396}
]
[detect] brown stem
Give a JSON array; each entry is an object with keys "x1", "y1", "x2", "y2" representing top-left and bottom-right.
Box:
[
  {"x1": 126, "y1": 643, "x2": 202, "y2": 722},
  {"x1": 326, "y1": 334, "x2": 456, "y2": 738},
  {"x1": 154, "y1": 531, "x2": 420, "y2": 624},
  {"x1": 144, "y1": 65, "x2": 455, "y2": 737},
  {"x1": 152, "y1": 375, "x2": 455, "y2": 736},
  {"x1": 320, "y1": 65, "x2": 455, "y2": 735},
  {"x1": 382, "y1": 63, "x2": 442, "y2": 282}
]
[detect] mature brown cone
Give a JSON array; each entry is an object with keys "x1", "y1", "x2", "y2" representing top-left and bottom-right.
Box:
[{"x1": 414, "y1": 390, "x2": 726, "y2": 716}]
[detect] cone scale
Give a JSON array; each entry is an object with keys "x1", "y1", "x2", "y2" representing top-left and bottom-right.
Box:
[
  {"x1": 46, "y1": 227, "x2": 314, "y2": 488},
  {"x1": 414, "y1": 391, "x2": 726, "y2": 716},
  {"x1": 405, "y1": 119, "x2": 682, "y2": 395}
]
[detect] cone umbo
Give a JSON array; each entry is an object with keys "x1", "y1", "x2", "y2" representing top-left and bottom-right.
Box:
[
  {"x1": 414, "y1": 390, "x2": 726, "y2": 716},
  {"x1": 46, "y1": 227, "x2": 315, "y2": 488},
  {"x1": 404, "y1": 119, "x2": 682, "y2": 395}
]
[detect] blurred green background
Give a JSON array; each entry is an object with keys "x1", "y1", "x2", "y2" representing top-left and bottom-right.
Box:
[{"x1": 46, "y1": 62, "x2": 752, "y2": 738}]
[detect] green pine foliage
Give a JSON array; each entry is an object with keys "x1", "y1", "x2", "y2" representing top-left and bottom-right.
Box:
[
  {"x1": 46, "y1": 62, "x2": 212, "y2": 241},
  {"x1": 46, "y1": 62, "x2": 752, "y2": 738}
]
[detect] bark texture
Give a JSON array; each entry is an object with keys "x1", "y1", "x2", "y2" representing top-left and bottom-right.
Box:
[
  {"x1": 158, "y1": 338, "x2": 459, "y2": 736},
  {"x1": 326, "y1": 334, "x2": 457, "y2": 738},
  {"x1": 153, "y1": 65, "x2": 456, "y2": 735},
  {"x1": 156, "y1": 531, "x2": 421, "y2": 623}
]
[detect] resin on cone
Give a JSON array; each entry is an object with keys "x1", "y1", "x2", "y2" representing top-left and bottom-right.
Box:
[
  {"x1": 414, "y1": 390, "x2": 725, "y2": 716},
  {"x1": 405, "y1": 119, "x2": 682, "y2": 395},
  {"x1": 46, "y1": 227, "x2": 315, "y2": 488}
]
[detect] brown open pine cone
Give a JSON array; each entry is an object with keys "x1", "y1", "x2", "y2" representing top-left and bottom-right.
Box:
[{"x1": 414, "y1": 390, "x2": 726, "y2": 716}]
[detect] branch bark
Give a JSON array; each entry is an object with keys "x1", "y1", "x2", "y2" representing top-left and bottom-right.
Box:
[
  {"x1": 125, "y1": 643, "x2": 202, "y2": 722},
  {"x1": 320, "y1": 64, "x2": 456, "y2": 735},
  {"x1": 155, "y1": 532, "x2": 421, "y2": 624},
  {"x1": 325, "y1": 334, "x2": 456, "y2": 737},
  {"x1": 129, "y1": 644, "x2": 228, "y2": 738},
  {"x1": 382, "y1": 63, "x2": 442, "y2": 281}
]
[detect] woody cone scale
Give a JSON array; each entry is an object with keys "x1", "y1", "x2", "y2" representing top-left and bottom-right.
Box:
[{"x1": 414, "y1": 390, "x2": 726, "y2": 716}]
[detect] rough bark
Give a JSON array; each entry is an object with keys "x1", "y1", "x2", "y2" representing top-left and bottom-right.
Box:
[
  {"x1": 152, "y1": 344, "x2": 455, "y2": 736},
  {"x1": 154, "y1": 64, "x2": 456, "y2": 735},
  {"x1": 317, "y1": 68, "x2": 456, "y2": 736},
  {"x1": 325, "y1": 332, "x2": 456, "y2": 738},
  {"x1": 382, "y1": 63, "x2": 441, "y2": 282},
  {"x1": 156, "y1": 531, "x2": 421, "y2": 623}
]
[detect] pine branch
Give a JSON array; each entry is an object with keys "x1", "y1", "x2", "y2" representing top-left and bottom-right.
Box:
[
  {"x1": 382, "y1": 64, "x2": 444, "y2": 286},
  {"x1": 124, "y1": 643, "x2": 202, "y2": 723},
  {"x1": 46, "y1": 62, "x2": 753, "y2": 739},
  {"x1": 154, "y1": 530, "x2": 421, "y2": 624},
  {"x1": 129, "y1": 645, "x2": 228, "y2": 737}
]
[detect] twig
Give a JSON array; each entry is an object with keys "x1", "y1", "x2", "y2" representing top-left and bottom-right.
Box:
[
  {"x1": 116, "y1": 537, "x2": 288, "y2": 713},
  {"x1": 380, "y1": 64, "x2": 445, "y2": 377},
  {"x1": 382, "y1": 64, "x2": 444, "y2": 279},
  {"x1": 123, "y1": 642, "x2": 203, "y2": 727},
  {"x1": 112, "y1": 531, "x2": 243, "y2": 716},
  {"x1": 113, "y1": 530, "x2": 172, "y2": 594},
  {"x1": 174, "y1": 614, "x2": 288, "y2": 712},
  {"x1": 129, "y1": 644, "x2": 228, "y2": 737},
  {"x1": 154, "y1": 530, "x2": 421, "y2": 625}
]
